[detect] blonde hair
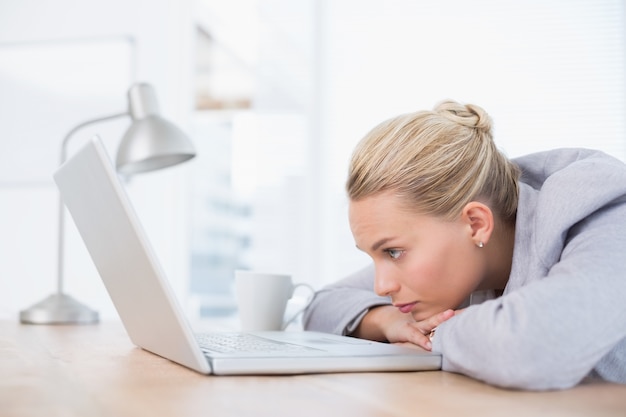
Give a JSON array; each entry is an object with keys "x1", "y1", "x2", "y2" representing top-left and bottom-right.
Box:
[{"x1": 347, "y1": 100, "x2": 520, "y2": 222}]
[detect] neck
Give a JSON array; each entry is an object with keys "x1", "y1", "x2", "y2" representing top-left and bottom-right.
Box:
[{"x1": 479, "y1": 218, "x2": 515, "y2": 291}]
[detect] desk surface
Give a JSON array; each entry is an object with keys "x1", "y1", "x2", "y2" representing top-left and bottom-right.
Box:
[{"x1": 1, "y1": 320, "x2": 625, "y2": 417}]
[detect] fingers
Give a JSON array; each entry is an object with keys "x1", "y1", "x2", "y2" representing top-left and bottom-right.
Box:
[
  {"x1": 406, "y1": 328, "x2": 435, "y2": 351},
  {"x1": 407, "y1": 309, "x2": 456, "y2": 351},
  {"x1": 415, "y1": 309, "x2": 455, "y2": 336},
  {"x1": 421, "y1": 309, "x2": 455, "y2": 332},
  {"x1": 380, "y1": 308, "x2": 457, "y2": 351}
]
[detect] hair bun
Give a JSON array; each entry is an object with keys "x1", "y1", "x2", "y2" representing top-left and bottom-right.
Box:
[{"x1": 434, "y1": 100, "x2": 493, "y2": 135}]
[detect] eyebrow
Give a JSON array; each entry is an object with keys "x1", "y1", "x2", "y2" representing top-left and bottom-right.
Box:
[{"x1": 371, "y1": 237, "x2": 394, "y2": 252}]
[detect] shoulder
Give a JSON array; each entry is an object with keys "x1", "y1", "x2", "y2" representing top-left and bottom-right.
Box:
[
  {"x1": 514, "y1": 148, "x2": 626, "y2": 207},
  {"x1": 513, "y1": 148, "x2": 626, "y2": 188},
  {"x1": 513, "y1": 148, "x2": 626, "y2": 270}
]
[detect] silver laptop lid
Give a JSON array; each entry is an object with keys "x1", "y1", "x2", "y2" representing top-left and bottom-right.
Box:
[{"x1": 54, "y1": 136, "x2": 211, "y2": 374}]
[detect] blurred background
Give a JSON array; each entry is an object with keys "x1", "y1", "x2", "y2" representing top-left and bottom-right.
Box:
[{"x1": 1, "y1": 0, "x2": 624, "y2": 321}]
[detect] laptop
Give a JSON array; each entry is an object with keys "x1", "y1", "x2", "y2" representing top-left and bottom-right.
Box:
[{"x1": 53, "y1": 136, "x2": 442, "y2": 375}]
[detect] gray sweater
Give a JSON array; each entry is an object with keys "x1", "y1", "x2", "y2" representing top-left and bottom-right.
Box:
[{"x1": 303, "y1": 148, "x2": 626, "y2": 390}]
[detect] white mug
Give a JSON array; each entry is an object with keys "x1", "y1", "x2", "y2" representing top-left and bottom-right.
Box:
[{"x1": 234, "y1": 270, "x2": 315, "y2": 331}]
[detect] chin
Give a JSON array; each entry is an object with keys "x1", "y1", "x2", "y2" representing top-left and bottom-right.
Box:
[
  {"x1": 411, "y1": 311, "x2": 433, "y2": 322},
  {"x1": 411, "y1": 305, "x2": 453, "y2": 322}
]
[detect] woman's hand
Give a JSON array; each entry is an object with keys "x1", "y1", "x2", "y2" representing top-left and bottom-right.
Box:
[{"x1": 353, "y1": 306, "x2": 455, "y2": 350}]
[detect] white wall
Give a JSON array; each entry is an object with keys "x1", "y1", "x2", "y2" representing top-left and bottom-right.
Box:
[
  {"x1": 0, "y1": 0, "x2": 195, "y2": 320},
  {"x1": 1, "y1": 0, "x2": 624, "y2": 321}
]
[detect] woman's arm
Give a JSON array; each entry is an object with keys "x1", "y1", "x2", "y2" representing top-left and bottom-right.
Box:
[
  {"x1": 432, "y1": 201, "x2": 626, "y2": 390},
  {"x1": 352, "y1": 306, "x2": 456, "y2": 350},
  {"x1": 302, "y1": 264, "x2": 392, "y2": 335},
  {"x1": 303, "y1": 264, "x2": 455, "y2": 349}
]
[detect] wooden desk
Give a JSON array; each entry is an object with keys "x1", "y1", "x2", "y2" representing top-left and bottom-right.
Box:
[{"x1": 1, "y1": 320, "x2": 625, "y2": 417}]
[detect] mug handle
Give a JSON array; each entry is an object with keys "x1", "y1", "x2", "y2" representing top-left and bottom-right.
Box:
[{"x1": 281, "y1": 283, "x2": 315, "y2": 330}]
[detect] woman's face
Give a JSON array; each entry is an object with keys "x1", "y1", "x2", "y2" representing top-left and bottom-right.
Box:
[{"x1": 349, "y1": 191, "x2": 486, "y2": 321}]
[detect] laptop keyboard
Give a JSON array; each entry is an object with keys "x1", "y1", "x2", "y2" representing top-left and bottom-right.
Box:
[{"x1": 195, "y1": 333, "x2": 316, "y2": 354}]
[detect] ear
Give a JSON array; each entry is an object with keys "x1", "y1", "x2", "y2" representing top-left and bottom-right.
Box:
[{"x1": 460, "y1": 201, "x2": 494, "y2": 247}]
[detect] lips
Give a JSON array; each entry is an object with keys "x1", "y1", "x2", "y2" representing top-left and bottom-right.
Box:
[{"x1": 395, "y1": 302, "x2": 418, "y2": 314}]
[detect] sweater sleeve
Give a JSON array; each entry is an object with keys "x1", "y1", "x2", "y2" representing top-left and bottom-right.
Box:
[
  {"x1": 432, "y1": 199, "x2": 626, "y2": 390},
  {"x1": 302, "y1": 264, "x2": 392, "y2": 335}
]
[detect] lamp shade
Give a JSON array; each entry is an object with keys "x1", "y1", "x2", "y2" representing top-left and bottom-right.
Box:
[
  {"x1": 116, "y1": 115, "x2": 195, "y2": 175},
  {"x1": 116, "y1": 83, "x2": 196, "y2": 175}
]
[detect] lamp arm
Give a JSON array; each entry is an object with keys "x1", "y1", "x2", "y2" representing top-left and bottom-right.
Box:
[
  {"x1": 59, "y1": 112, "x2": 129, "y2": 164},
  {"x1": 56, "y1": 112, "x2": 128, "y2": 294}
]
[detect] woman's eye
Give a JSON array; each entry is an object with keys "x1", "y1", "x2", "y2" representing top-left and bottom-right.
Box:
[{"x1": 385, "y1": 249, "x2": 403, "y2": 259}]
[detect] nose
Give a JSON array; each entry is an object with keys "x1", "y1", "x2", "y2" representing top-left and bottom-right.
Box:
[{"x1": 373, "y1": 265, "x2": 400, "y2": 297}]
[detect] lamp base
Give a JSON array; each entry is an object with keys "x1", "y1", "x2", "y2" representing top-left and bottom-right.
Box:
[{"x1": 19, "y1": 293, "x2": 99, "y2": 324}]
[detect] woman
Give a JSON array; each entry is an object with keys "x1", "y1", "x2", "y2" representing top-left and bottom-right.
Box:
[{"x1": 303, "y1": 100, "x2": 626, "y2": 390}]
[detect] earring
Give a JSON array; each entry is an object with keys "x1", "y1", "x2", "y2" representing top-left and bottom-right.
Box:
[{"x1": 477, "y1": 241, "x2": 484, "y2": 248}]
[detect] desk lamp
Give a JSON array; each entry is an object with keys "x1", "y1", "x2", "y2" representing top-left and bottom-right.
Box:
[{"x1": 19, "y1": 83, "x2": 196, "y2": 324}]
